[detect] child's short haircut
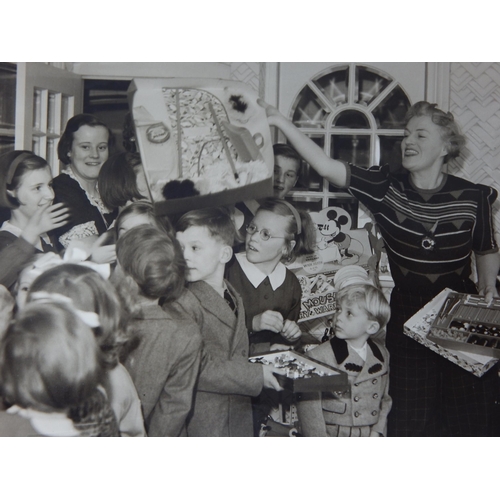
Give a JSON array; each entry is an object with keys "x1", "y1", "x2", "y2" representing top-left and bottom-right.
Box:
[
  {"x1": 336, "y1": 283, "x2": 391, "y2": 333},
  {"x1": 27, "y1": 264, "x2": 128, "y2": 370},
  {"x1": 116, "y1": 225, "x2": 186, "y2": 302},
  {"x1": 273, "y1": 143, "x2": 301, "y2": 163},
  {"x1": 115, "y1": 201, "x2": 174, "y2": 239},
  {"x1": 0, "y1": 301, "x2": 103, "y2": 412},
  {"x1": 176, "y1": 207, "x2": 235, "y2": 247}
]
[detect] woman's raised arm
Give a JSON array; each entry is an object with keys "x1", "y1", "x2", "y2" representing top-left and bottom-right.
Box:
[{"x1": 258, "y1": 99, "x2": 348, "y2": 188}]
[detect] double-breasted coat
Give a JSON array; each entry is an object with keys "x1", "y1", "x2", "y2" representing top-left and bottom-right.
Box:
[{"x1": 297, "y1": 336, "x2": 392, "y2": 437}]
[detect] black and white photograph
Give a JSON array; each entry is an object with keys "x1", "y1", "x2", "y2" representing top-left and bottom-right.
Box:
[{"x1": 1, "y1": 2, "x2": 499, "y2": 498}]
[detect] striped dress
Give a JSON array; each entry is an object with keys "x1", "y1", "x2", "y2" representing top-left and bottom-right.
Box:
[{"x1": 347, "y1": 163, "x2": 499, "y2": 436}]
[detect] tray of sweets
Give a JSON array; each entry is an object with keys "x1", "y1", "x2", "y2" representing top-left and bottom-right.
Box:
[
  {"x1": 428, "y1": 292, "x2": 500, "y2": 358},
  {"x1": 249, "y1": 350, "x2": 350, "y2": 393}
]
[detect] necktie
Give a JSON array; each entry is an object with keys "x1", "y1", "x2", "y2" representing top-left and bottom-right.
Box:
[{"x1": 224, "y1": 289, "x2": 237, "y2": 316}]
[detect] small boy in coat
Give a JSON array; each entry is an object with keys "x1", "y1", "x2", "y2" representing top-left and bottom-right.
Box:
[
  {"x1": 297, "y1": 283, "x2": 392, "y2": 437},
  {"x1": 175, "y1": 207, "x2": 283, "y2": 437}
]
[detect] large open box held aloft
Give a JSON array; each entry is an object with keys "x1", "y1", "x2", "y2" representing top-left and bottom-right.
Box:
[{"x1": 128, "y1": 78, "x2": 274, "y2": 214}]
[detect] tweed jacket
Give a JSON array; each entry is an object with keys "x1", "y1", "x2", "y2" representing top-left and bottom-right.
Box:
[
  {"x1": 297, "y1": 336, "x2": 392, "y2": 437},
  {"x1": 123, "y1": 300, "x2": 202, "y2": 437},
  {"x1": 179, "y1": 281, "x2": 264, "y2": 437}
]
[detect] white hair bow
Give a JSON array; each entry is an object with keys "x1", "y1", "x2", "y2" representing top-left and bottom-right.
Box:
[{"x1": 29, "y1": 291, "x2": 101, "y2": 328}]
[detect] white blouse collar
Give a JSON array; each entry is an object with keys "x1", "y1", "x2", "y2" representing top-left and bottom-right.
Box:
[{"x1": 235, "y1": 252, "x2": 287, "y2": 291}]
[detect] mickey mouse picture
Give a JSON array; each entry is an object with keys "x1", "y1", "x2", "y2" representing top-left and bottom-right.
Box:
[{"x1": 309, "y1": 208, "x2": 362, "y2": 265}]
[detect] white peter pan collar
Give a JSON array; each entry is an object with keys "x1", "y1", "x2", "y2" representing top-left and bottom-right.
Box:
[{"x1": 235, "y1": 252, "x2": 287, "y2": 291}]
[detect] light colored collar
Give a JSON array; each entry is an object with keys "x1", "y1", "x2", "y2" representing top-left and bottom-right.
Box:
[
  {"x1": 1, "y1": 220, "x2": 46, "y2": 251},
  {"x1": 235, "y1": 252, "x2": 286, "y2": 291},
  {"x1": 1, "y1": 220, "x2": 22, "y2": 237}
]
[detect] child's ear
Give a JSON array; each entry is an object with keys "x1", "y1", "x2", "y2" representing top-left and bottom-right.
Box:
[
  {"x1": 220, "y1": 245, "x2": 233, "y2": 265},
  {"x1": 366, "y1": 320, "x2": 380, "y2": 336}
]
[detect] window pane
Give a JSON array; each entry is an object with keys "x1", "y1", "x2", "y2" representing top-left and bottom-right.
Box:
[
  {"x1": 32, "y1": 136, "x2": 40, "y2": 156},
  {"x1": 378, "y1": 135, "x2": 405, "y2": 174},
  {"x1": 0, "y1": 136, "x2": 15, "y2": 155},
  {"x1": 356, "y1": 66, "x2": 391, "y2": 105},
  {"x1": 47, "y1": 138, "x2": 56, "y2": 170},
  {"x1": 33, "y1": 89, "x2": 42, "y2": 130},
  {"x1": 48, "y1": 92, "x2": 57, "y2": 134},
  {"x1": 61, "y1": 95, "x2": 71, "y2": 130},
  {"x1": 0, "y1": 63, "x2": 16, "y2": 129},
  {"x1": 291, "y1": 85, "x2": 328, "y2": 128},
  {"x1": 292, "y1": 135, "x2": 325, "y2": 192},
  {"x1": 313, "y1": 67, "x2": 348, "y2": 108},
  {"x1": 330, "y1": 134, "x2": 370, "y2": 166},
  {"x1": 286, "y1": 197, "x2": 324, "y2": 213},
  {"x1": 372, "y1": 85, "x2": 410, "y2": 129},
  {"x1": 333, "y1": 110, "x2": 370, "y2": 129}
]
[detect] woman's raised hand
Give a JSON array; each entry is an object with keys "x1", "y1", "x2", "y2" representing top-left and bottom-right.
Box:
[{"x1": 257, "y1": 98, "x2": 285, "y2": 125}]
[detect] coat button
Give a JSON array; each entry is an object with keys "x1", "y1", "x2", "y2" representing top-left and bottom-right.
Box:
[
  {"x1": 264, "y1": 294, "x2": 269, "y2": 299},
  {"x1": 354, "y1": 383, "x2": 359, "y2": 387},
  {"x1": 354, "y1": 411, "x2": 360, "y2": 418},
  {"x1": 372, "y1": 379, "x2": 378, "y2": 384},
  {"x1": 373, "y1": 393, "x2": 378, "y2": 399},
  {"x1": 354, "y1": 396, "x2": 360, "y2": 402},
  {"x1": 371, "y1": 410, "x2": 378, "y2": 416},
  {"x1": 242, "y1": 350, "x2": 246, "y2": 356}
]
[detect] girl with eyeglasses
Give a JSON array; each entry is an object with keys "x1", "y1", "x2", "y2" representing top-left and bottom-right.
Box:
[
  {"x1": 226, "y1": 198, "x2": 315, "y2": 434},
  {"x1": 226, "y1": 198, "x2": 315, "y2": 353}
]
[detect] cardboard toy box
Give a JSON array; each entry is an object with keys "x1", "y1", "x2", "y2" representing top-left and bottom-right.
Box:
[
  {"x1": 427, "y1": 291, "x2": 500, "y2": 359},
  {"x1": 286, "y1": 207, "x2": 374, "y2": 323},
  {"x1": 403, "y1": 288, "x2": 498, "y2": 377},
  {"x1": 249, "y1": 350, "x2": 350, "y2": 394},
  {"x1": 127, "y1": 78, "x2": 274, "y2": 214}
]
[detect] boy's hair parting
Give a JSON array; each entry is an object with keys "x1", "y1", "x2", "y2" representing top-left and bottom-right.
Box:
[
  {"x1": 115, "y1": 201, "x2": 175, "y2": 239},
  {"x1": 405, "y1": 101, "x2": 466, "y2": 163},
  {"x1": 27, "y1": 264, "x2": 129, "y2": 370},
  {"x1": 256, "y1": 198, "x2": 316, "y2": 262},
  {"x1": 57, "y1": 113, "x2": 115, "y2": 165},
  {"x1": 336, "y1": 283, "x2": 391, "y2": 333},
  {"x1": 0, "y1": 151, "x2": 51, "y2": 208},
  {"x1": 273, "y1": 143, "x2": 301, "y2": 164},
  {"x1": 176, "y1": 206, "x2": 236, "y2": 247},
  {"x1": 98, "y1": 152, "x2": 146, "y2": 210},
  {"x1": 0, "y1": 300, "x2": 103, "y2": 412},
  {"x1": 116, "y1": 225, "x2": 186, "y2": 302}
]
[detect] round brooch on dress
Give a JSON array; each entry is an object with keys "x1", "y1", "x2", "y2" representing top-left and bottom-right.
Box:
[{"x1": 421, "y1": 236, "x2": 436, "y2": 251}]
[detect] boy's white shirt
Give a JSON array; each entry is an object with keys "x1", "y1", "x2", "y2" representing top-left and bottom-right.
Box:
[
  {"x1": 349, "y1": 342, "x2": 368, "y2": 362},
  {"x1": 235, "y1": 252, "x2": 287, "y2": 291}
]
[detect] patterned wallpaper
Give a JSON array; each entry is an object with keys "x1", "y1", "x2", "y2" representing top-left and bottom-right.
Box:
[
  {"x1": 229, "y1": 62, "x2": 265, "y2": 97},
  {"x1": 448, "y1": 62, "x2": 500, "y2": 243}
]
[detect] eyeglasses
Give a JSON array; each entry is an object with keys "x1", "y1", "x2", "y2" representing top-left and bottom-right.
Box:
[{"x1": 246, "y1": 223, "x2": 286, "y2": 241}]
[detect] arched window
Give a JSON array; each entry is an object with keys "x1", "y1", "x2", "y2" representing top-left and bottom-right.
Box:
[{"x1": 285, "y1": 64, "x2": 412, "y2": 226}]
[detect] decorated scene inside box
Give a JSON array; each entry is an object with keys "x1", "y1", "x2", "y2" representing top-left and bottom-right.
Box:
[{"x1": 127, "y1": 78, "x2": 274, "y2": 214}]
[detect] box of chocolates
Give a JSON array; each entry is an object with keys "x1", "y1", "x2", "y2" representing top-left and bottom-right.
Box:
[
  {"x1": 428, "y1": 292, "x2": 500, "y2": 358},
  {"x1": 249, "y1": 350, "x2": 350, "y2": 393},
  {"x1": 404, "y1": 289, "x2": 498, "y2": 377},
  {"x1": 128, "y1": 78, "x2": 274, "y2": 214}
]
